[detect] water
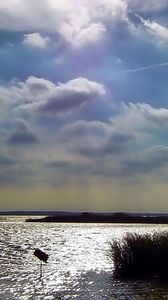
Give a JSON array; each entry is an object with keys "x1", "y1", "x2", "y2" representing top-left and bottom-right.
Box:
[{"x1": 1, "y1": 217, "x2": 168, "y2": 300}]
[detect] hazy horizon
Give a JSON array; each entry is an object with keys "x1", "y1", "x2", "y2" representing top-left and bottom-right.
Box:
[{"x1": 1, "y1": 1, "x2": 168, "y2": 211}]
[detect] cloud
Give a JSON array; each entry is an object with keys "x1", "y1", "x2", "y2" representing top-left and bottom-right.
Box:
[
  {"x1": 22, "y1": 33, "x2": 51, "y2": 49},
  {"x1": 59, "y1": 0, "x2": 128, "y2": 47},
  {"x1": 75, "y1": 131, "x2": 135, "y2": 158},
  {"x1": 6, "y1": 119, "x2": 38, "y2": 145},
  {"x1": 138, "y1": 15, "x2": 168, "y2": 42},
  {"x1": 0, "y1": 155, "x2": 16, "y2": 166},
  {"x1": 0, "y1": 80, "x2": 27, "y2": 121},
  {"x1": 1, "y1": 0, "x2": 167, "y2": 51},
  {"x1": 55, "y1": 102, "x2": 168, "y2": 178},
  {"x1": 59, "y1": 120, "x2": 110, "y2": 158},
  {"x1": 0, "y1": 0, "x2": 129, "y2": 48},
  {"x1": 0, "y1": 76, "x2": 105, "y2": 118},
  {"x1": 111, "y1": 102, "x2": 168, "y2": 131},
  {"x1": 136, "y1": 103, "x2": 168, "y2": 124},
  {"x1": 84, "y1": 143, "x2": 168, "y2": 182},
  {"x1": 2, "y1": 70, "x2": 168, "y2": 185},
  {"x1": 60, "y1": 119, "x2": 109, "y2": 138},
  {"x1": 46, "y1": 160, "x2": 71, "y2": 169},
  {"x1": 60, "y1": 120, "x2": 109, "y2": 140},
  {"x1": 57, "y1": 102, "x2": 168, "y2": 162},
  {"x1": 23, "y1": 76, "x2": 55, "y2": 95},
  {"x1": 101, "y1": 131, "x2": 136, "y2": 155},
  {"x1": 16, "y1": 76, "x2": 106, "y2": 115},
  {"x1": 123, "y1": 145, "x2": 168, "y2": 176},
  {"x1": 60, "y1": 119, "x2": 136, "y2": 158},
  {"x1": 37, "y1": 78, "x2": 105, "y2": 114},
  {"x1": 60, "y1": 22, "x2": 106, "y2": 48}
]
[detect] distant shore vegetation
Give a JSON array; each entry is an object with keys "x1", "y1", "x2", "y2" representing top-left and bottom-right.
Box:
[{"x1": 109, "y1": 233, "x2": 168, "y2": 279}]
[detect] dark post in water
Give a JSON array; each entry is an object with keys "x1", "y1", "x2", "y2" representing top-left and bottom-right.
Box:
[{"x1": 33, "y1": 248, "x2": 49, "y2": 279}]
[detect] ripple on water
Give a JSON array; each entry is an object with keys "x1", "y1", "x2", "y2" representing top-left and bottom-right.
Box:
[{"x1": 0, "y1": 221, "x2": 168, "y2": 299}]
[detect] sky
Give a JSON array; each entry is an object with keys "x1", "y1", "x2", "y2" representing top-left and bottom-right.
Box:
[{"x1": 1, "y1": 0, "x2": 168, "y2": 211}]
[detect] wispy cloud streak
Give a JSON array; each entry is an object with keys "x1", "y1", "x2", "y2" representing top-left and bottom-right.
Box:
[{"x1": 124, "y1": 62, "x2": 168, "y2": 73}]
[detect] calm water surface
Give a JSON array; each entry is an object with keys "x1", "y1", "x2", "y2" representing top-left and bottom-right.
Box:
[{"x1": 1, "y1": 217, "x2": 168, "y2": 300}]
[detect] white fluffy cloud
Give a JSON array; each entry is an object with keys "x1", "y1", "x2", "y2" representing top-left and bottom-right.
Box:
[
  {"x1": 1, "y1": 0, "x2": 167, "y2": 48},
  {"x1": 2, "y1": 72, "x2": 168, "y2": 182},
  {"x1": 0, "y1": 0, "x2": 128, "y2": 47},
  {"x1": 21, "y1": 77, "x2": 106, "y2": 115},
  {"x1": 60, "y1": 22, "x2": 106, "y2": 48},
  {"x1": 22, "y1": 33, "x2": 51, "y2": 49},
  {"x1": 110, "y1": 102, "x2": 168, "y2": 132},
  {"x1": 139, "y1": 16, "x2": 168, "y2": 42},
  {"x1": 0, "y1": 76, "x2": 106, "y2": 116}
]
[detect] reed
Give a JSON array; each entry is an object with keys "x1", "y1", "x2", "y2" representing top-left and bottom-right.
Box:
[{"x1": 109, "y1": 233, "x2": 168, "y2": 279}]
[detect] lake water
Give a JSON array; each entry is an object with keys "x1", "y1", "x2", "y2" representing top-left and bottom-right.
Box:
[{"x1": 1, "y1": 217, "x2": 168, "y2": 300}]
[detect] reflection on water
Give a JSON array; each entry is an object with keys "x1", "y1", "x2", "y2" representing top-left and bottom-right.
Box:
[
  {"x1": 55, "y1": 271, "x2": 168, "y2": 300},
  {"x1": 0, "y1": 218, "x2": 168, "y2": 299}
]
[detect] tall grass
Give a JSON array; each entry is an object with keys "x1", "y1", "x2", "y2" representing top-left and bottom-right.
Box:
[{"x1": 109, "y1": 233, "x2": 168, "y2": 279}]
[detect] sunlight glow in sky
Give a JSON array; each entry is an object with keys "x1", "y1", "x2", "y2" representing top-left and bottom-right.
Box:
[{"x1": 1, "y1": 0, "x2": 168, "y2": 211}]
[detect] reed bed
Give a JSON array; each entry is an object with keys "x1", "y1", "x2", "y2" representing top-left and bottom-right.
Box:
[{"x1": 109, "y1": 233, "x2": 168, "y2": 279}]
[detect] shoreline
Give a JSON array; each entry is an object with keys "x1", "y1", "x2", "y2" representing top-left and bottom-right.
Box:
[{"x1": 25, "y1": 212, "x2": 168, "y2": 224}]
